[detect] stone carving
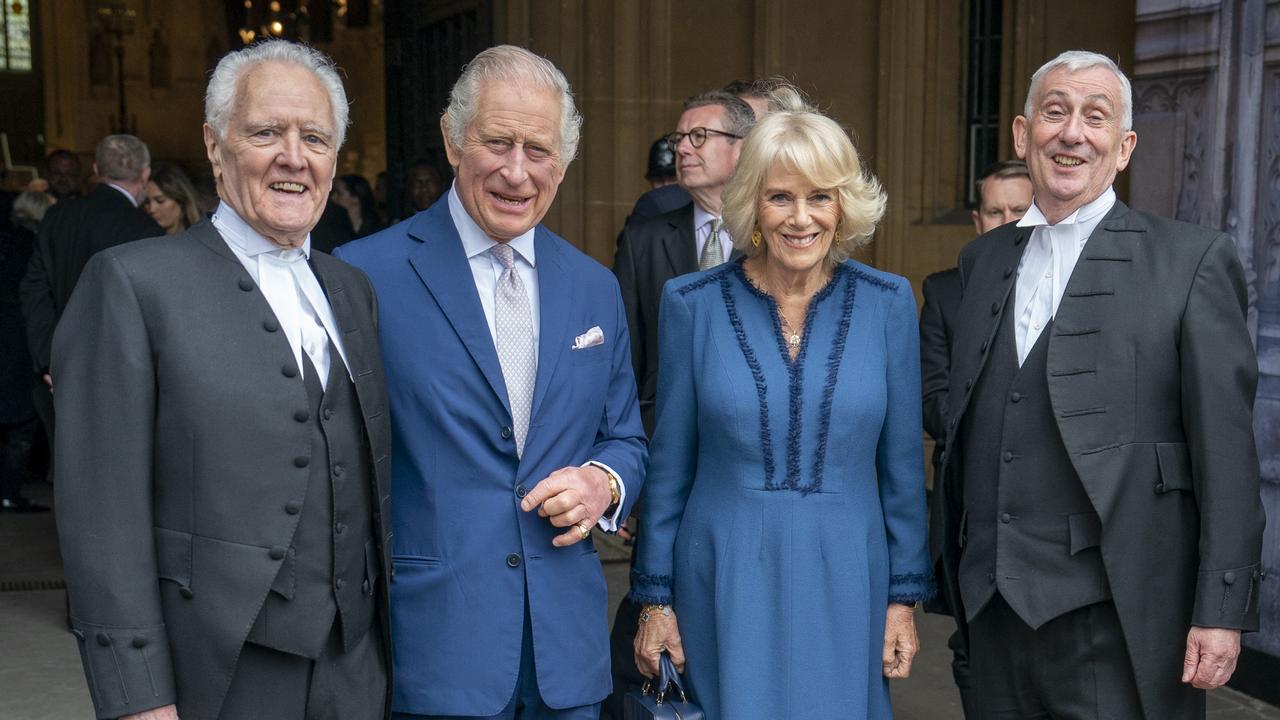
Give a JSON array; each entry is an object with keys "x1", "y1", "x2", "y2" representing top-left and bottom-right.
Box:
[{"x1": 1135, "y1": 74, "x2": 1209, "y2": 224}]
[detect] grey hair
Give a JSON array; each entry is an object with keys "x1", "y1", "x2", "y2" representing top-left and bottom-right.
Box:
[
  {"x1": 684, "y1": 90, "x2": 756, "y2": 137},
  {"x1": 94, "y1": 134, "x2": 150, "y2": 182},
  {"x1": 1024, "y1": 50, "x2": 1133, "y2": 131},
  {"x1": 442, "y1": 45, "x2": 584, "y2": 165},
  {"x1": 721, "y1": 83, "x2": 886, "y2": 263},
  {"x1": 205, "y1": 39, "x2": 349, "y2": 148}
]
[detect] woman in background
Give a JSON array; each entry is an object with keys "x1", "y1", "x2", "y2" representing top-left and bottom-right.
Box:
[
  {"x1": 143, "y1": 162, "x2": 201, "y2": 235},
  {"x1": 631, "y1": 84, "x2": 932, "y2": 718},
  {"x1": 332, "y1": 173, "x2": 383, "y2": 238}
]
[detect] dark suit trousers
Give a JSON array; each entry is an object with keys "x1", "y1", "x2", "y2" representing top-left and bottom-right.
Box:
[
  {"x1": 969, "y1": 595, "x2": 1143, "y2": 720},
  {"x1": 218, "y1": 623, "x2": 386, "y2": 720}
]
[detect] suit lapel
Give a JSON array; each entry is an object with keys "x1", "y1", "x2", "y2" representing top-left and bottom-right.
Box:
[
  {"x1": 530, "y1": 228, "x2": 570, "y2": 422},
  {"x1": 660, "y1": 204, "x2": 698, "y2": 277},
  {"x1": 407, "y1": 210, "x2": 511, "y2": 414}
]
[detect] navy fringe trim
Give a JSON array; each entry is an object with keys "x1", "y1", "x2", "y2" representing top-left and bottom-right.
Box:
[
  {"x1": 628, "y1": 590, "x2": 675, "y2": 606},
  {"x1": 631, "y1": 570, "x2": 674, "y2": 588},
  {"x1": 888, "y1": 571, "x2": 939, "y2": 605},
  {"x1": 675, "y1": 264, "x2": 734, "y2": 297},
  {"x1": 733, "y1": 261, "x2": 847, "y2": 493},
  {"x1": 811, "y1": 272, "x2": 858, "y2": 494},
  {"x1": 723, "y1": 270, "x2": 777, "y2": 488}
]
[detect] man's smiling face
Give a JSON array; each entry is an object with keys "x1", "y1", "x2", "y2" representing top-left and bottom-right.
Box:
[
  {"x1": 204, "y1": 61, "x2": 337, "y2": 248},
  {"x1": 1014, "y1": 64, "x2": 1136, "y2": 224},
  {"x1": 443, "y1": 80, "x2": 566, "y2": 242}
]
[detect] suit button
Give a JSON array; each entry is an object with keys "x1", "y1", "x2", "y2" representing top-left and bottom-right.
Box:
[
  {"x1": 1224, "y1": 572, "x2": 1236, "y2": 585},
  {"x1": 333, "y1": 463, "x2": 344, "y2": 476},
  {"x1": 1002, "y1": 451, "x2": 1013, "y2": 463},
  {"x1": 515, "y1": 485, "x2": 527, "y2": 498},
  {"x1": 285, "y1": 501, "x2": 302, "y2": 514},
  {"x1": 238, "y1": 277, "x2": 254, "y2": 291},
  {"x1": 179, "y1": 586, "x2": 194, "y2": 599},
  {"x1": 294, "y1": 409, "x2": 309, "y2": 422},
  {"x1": 294, "y1": 456, "x2": 309, "y2": 468},
  {"x1": 1154, "y1": 481, "x2": 1165, "y2": 493},
  {"x1": 1010, "y1": 391, "x2": 1022, "y2": 403},
  {"x1": 1000, "y1": 512, "x2": 1012, "y2": 523},
  {"x1": 96, "y1": 632, "x2": 111, "y2": 646},
  {"x1": 991, "y1": 302, "x2": 1000, "y2": 316},
  {"x1": 506, "y1": 553, "x2": 521, "y2": 568},
  {"x1": 335, "y1": 523, "x2": 346, "y2": 535},
  {"x1": 987, "y1": 572, "x2": 996, "y2": 582},
  {"x1": 283, "y1": 364, "x2": 298, "y2": 378},
  {"x1": 335, "y1": 578, "x2": 346, "y2": 590},
  {"x1": 363, "y1": 579, "x2": 372, "y2": 595},
  {"x1": 1003, "y1": 267, "x2": 1014, "y2": 279},
  {"x1": 501, "y1": 426, "x2": 513, "y2": 439},
  {"x1": 323, "y1": 407, "x2": 333, "y2": 420},
  {"x1": 131, "y1": 636, "x2": 148, "y2": 648},
  {"x1": 269, "y1": 546, "x2": 287, "y2": 560},
  {"x1": 263, "y1": 318, "x2": 279, "y2": 332}
]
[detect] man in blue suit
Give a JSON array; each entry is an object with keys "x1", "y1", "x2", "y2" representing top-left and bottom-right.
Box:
[{"x1": 335, "y1": 45, "x2": 647, "y2": 720}]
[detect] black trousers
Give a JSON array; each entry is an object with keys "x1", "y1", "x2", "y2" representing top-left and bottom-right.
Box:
[
  {"x1": 218, "y1": 622, "x2": 386, "y2": 720},
  {"x1": 969, "y1": 595, "x2": 1143, "y2": 720}
]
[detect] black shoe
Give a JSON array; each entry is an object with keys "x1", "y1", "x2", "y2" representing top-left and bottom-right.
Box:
[{"x1": 0, "y1": 496, "x2": 50, "y2": 513}]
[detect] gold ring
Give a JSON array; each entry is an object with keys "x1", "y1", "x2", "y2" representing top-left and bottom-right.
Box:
[{"x1": 578, "y1": 522, "x2": 591, "y2": 539}]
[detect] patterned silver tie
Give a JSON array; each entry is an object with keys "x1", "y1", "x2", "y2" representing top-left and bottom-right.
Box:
[
  {"x1": 699, "y1": 217, "x2": 724, "y2": 271},
  {"x1": 491, "y1": 243, "x2": 537, "y2": 457}
]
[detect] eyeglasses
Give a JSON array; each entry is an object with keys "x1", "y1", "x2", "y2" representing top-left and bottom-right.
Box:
[{"x1": 664, "y1": 127, "x2": 743, "y2": 148}]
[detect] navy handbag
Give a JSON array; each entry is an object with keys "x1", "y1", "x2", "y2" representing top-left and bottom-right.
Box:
[{"x1": 623, "y1": 652, "x2": 704, "y2": 720}]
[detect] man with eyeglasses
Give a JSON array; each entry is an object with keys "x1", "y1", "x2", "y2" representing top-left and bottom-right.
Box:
[{"x1": 603, "y1": 89, "x2": 755, "y2": 719}]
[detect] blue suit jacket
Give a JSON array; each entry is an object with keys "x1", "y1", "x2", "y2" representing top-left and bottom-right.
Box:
[{"x1": 335, "y1": 198, "x2": 647, "y2": 715}]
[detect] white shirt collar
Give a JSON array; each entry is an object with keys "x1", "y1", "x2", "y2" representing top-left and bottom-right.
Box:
[
  {"x1": 1017, "y1": 186, "x2": 1116, "y2": 229},
  {"x1": 106, "y1": 182, "x2": 139, "y2": 207},
  {"x1": 211, "y1": 201, "x2": 312, "y2": 259},
  {"x1": 693, "y1": 204, "x2": 721, "y2": 234},
  {"x1": 447, "y1": 182, "x2": 537, "y2": 267}
]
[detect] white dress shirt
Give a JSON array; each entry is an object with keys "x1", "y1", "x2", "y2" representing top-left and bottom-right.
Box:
[
  {"x1": 693, "y1": 205, "x2": 733, "y2": 265},
  {"x1": 213, "y1": 201, "x2": 350, "y2": 388},
  {"x1": 446, "y1": 184, "x2": 627, "y2": 530},
  {"x1": 1012, "y1": 187, "x2": 1116, "y2": 365}
]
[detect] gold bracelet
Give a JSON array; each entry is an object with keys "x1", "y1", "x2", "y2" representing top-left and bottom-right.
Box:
[{"x1": 638, "y1": 604, "x2": 671, "y2": 624}]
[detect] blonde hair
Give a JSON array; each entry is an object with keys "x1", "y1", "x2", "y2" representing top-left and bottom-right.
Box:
[{"x1": 721, "y1": 84, "x2": 886, "y2": 263}]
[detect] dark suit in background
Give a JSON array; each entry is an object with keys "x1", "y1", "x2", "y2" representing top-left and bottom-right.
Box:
[
  {"x1": 613, "y1": 202, "x2": 697, "y2": 435},
  {"x1": 918, "y1": 267, "x2": 974, "y2": 717},
  {"x1": 0, "y1": 223, "x2": 37, "y2": 507},
  {"x1": 623, "y1": 184, "x2": 691, "y2": 228},
  {"x1": 939, "y1": 203, "x2": 1263, "y2": 719},
  {"x1": 18, "y1": 183, "x2": 161, "y2": 474},
  {"x1": 53, "y1": 222, "x2": 392, "y2": 719}
]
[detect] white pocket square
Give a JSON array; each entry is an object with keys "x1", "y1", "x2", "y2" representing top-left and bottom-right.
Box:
[{"x1": 572, "y1": 326, "x2": 605, "y2": 350}]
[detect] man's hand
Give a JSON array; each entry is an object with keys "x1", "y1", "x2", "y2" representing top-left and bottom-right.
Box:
[
  {"x1": 883, "y1": 603, "x2": 919, "y2": 679},
  {"x1": 1182, "y1": 626, "x2": 1241, "y2": 690},
  {"x1": 520, "y1": 465, "x2": 612, "y2": 547},
  {"x1": 122, "y1": 704, "x2": 179, "y2": 720}
]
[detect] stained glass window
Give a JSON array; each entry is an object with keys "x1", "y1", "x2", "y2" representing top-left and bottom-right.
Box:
[{"x1": 2, "y1": 0, "x2": 33, "y2": 73}]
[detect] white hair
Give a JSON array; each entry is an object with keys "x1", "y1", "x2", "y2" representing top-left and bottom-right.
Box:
[
  {"x1": 442, "y1": 45, "x2": 583, "y2": 165},
  {"x1": 205, "y1": 39, "x2": 349, "y2": 148},
  {"x1": 1024, "y1": 50, "x2": 1133, "y2": 131}
]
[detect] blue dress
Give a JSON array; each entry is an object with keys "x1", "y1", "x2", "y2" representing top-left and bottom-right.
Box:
[{"x1": 630, "y1": 259, "x2": 934, "y2": 719}]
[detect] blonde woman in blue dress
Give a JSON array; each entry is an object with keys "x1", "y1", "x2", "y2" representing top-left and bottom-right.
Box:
[{"x1": 631, "y1": 85, "x2": 933, "y2": 718}]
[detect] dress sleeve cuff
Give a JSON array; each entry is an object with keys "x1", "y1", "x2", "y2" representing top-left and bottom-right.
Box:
[
  {"x1": 584, "y1": 460, "x2": 625, "y2": 532},
  {"x1": 627, "y1": 569, "x2": 674, "y2": 606},
  {"x1": 888, "y1": 571, "x2": 938, "y2": 606}
]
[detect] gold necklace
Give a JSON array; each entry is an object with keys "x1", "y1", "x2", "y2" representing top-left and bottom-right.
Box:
[{"x1": 778, "y1": 311, "x2": 802, "y2": 350}]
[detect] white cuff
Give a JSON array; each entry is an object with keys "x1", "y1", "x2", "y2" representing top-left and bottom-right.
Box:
[{"x1": 584, "y1": 460, "x2": 625, "y2": 532}]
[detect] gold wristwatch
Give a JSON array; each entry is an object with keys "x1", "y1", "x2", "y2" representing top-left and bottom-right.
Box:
[{"x1": 607, "y1": 473, "x2": 621, "y2": 510}]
